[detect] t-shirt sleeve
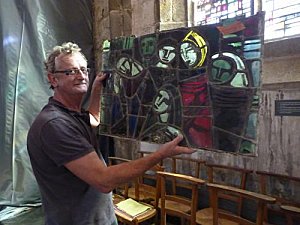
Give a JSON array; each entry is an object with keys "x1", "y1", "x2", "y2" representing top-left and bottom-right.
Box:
[{"x1": 40, "y1": 118, "x2": 95, "y2": 166}]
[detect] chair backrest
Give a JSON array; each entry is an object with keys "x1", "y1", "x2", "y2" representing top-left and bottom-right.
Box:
[
  {"x1": 134, "y1": 163, "x2": 164, "y2": 206},
  {"x1": 256, "y1": 170, "x2": 300, "y2": 225},
  {"x1": 121, "y1": 151, "x2": 164, "y2": 205},
  {"x1": 207, "y1": 183, "x2": 276, "y2": 225},
  {"x1": 137, "y1": 151, "x2": 164, "y2": 182},
  {"x1": 206, "y1": 163, "x2": 253, "y2": 215},
  {"x1": 206, "y1": 163, "x2": 253, "y2": 188},
  {"x1": 170, "y1": 156, "x2": 206, "y2": 177},
  {"x1": 157, "y1": 171, "x2": 206, "y2": 225},
  {"x1": 108, "y1": 156, "x2": 132, "y2": 198},
  {"x1": 166, "y1": 156, "x2": 206, "y2": 194}
]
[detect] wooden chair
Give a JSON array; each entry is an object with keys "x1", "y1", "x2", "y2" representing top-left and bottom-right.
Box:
[
  {"x1": 127, "y1": 151, "x2": 164, "y2": 204},
  {"x1": 196, "y1": 164, "x2": 254, "y2": 225},
  {"x1": 155, "y1": 156, "x2": 207, "y2": 224},
  {"x1": 108, "y1": 156, "x2": 131, "y2": 201},
  {"x1": 108, "y1": 156, "x2": 161, "y2": 225},
  {"x1": 207, "y1": 183, "x2": 276, "y2": 225},
  {"x1": 157, "y1": 171, "x2": 206, "y2": 225},
  {"x1": 168, "y1": 156, "x2": 206, "y2": 177},
  {"x1": 256, "y1": 171, "x2": 300, "y2": 225},
  {"x1": 160, "y1": 156, "x2": 206, "y2": 199}
]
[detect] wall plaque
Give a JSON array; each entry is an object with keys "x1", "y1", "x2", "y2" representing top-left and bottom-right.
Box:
[{"x1": 275, "y1": 100, "x2": 300, "y2": 116}]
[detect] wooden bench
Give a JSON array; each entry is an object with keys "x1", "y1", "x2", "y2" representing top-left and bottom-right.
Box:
[
  {"x1": 207, "y1": 183, "x2": 276, "y2": 225},
  {"x1": 256, "y1": 171, "x2": 300, "y2": 225}
]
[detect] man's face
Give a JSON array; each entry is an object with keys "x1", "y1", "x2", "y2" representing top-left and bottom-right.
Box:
[{"x1": 52, "y1": 53, "x2": 89, "y2": 96}]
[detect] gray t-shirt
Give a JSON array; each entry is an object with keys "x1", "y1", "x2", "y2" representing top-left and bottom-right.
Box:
[{"x1": 27, "y1": 97, "x2": 117, "y2": 225}]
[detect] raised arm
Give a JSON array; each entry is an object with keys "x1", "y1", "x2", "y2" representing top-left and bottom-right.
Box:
[{"x1": 87, "y1": 72, "x2": 107, "y2": 127}]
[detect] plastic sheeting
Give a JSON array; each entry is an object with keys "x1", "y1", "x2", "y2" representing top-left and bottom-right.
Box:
[{"x1": 0, "y1": 0, "x2": 94, "y2": 206}]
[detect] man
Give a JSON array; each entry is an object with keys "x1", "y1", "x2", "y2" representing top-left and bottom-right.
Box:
[{"x1": 27, "y1": 42, "x2": 195, "y2": 225}]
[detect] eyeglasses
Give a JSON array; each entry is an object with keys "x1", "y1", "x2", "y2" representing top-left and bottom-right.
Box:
[{"x1": 53, "y1": 67, "x2": 90, "y2": 76}]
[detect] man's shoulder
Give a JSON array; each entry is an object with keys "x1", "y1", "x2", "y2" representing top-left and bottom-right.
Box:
[
  {"x1": 30, "y1": 103, "x2": 72, "y2": 131},
  {"x1": 39, "y1": 104, "x2": 69, "y2": 121}
]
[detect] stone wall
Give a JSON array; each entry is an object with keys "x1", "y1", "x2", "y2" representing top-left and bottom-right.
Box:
[
  {"x1": 93, "y1": 0, "x2": 132, "y2": 71},
  {"x1": 159, "y1": 0, "x2": 187, "y2": 30}
]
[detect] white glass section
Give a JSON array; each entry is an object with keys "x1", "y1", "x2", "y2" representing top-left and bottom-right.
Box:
[{"x1": 263, "y1": 0, "x2": 300, "y2": 40}]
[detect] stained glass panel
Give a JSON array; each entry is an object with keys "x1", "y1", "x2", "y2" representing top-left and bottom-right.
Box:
[
  {"x1": 99, "y1": 12, "x2": 265, "y2": 154},
  {"x1": 194, "y1": 0, "x2": 254, "y2": 25}
]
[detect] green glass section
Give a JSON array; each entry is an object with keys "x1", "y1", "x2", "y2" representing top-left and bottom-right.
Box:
[
  {"x1": 213, "y1": 59, "x2": 231, "y2": 69},
  {"x1": 245, "y1": 113, "x2": 257, "y2": 139},
  {"x1": 223, "y1": 34, "x2": 238, "y2": 38},
  {"x1": 212, "y1": 60, "x2": 232, "y2": 82},
  {"x1": 252, "y1": 95, "x2": 259, "y2": 107},
  {"x1": 228, "y1": 42, "x2": 242, "y2": 47},
  {"x1": 239, "y1": 140, "x2": 255, "y2": 153},
  {"x1": 140, "y1": 36, "x2": 156, "y2": 56},
  {"x1": 116, "y1": 57, "x2": 143, "y2": 77},
  {"x1": 102, "y1": 40, "x2": 110, "y2": 51},
  {"x1": 251, "y1": 61, "x2": 261, "y2": 87},
  {"x1": 230, "y1": 73, "x2": 248, "y2": 87}
]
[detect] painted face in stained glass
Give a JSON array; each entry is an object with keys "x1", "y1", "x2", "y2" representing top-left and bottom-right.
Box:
[
  {"x1": 140, "y1": 36, "x2": 156, "y2": 57},
  {"x1": 154, "y1": 90, "x2": 171, "y2": 123},
  {"x1": 116, "y1": 56, "x2": 144, "y2": 78},
  {"x1": 180, "y1": 42, "x2": 198, "y2": 67},
  {"x1": 158, "y1": 45, "x2": 176, "y2": 63},
  {"x1": 181, "y1": 30, "x2": 208, "y2": 68},
  {"x1": 154, "y1": 90, "x2": 170, "y2": 113},
  {"x1": 211, "y1": 52, "x2": 248, "y2": 87}
]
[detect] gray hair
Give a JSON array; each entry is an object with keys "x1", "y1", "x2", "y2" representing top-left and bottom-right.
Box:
[{"x1": 44, "y1": 42, "x2": 87, "y2": 73}]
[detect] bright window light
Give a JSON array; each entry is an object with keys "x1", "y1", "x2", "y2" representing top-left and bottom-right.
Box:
[
  {"x1": 193, "y1": 0, "x2": 253, "y2": 25},
  {"x1": 263, "y1": 0, "x2": 300, "y2": 40},
  {"x1": 192, "y1": 0, "x2": 300, "y2": 41}
]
